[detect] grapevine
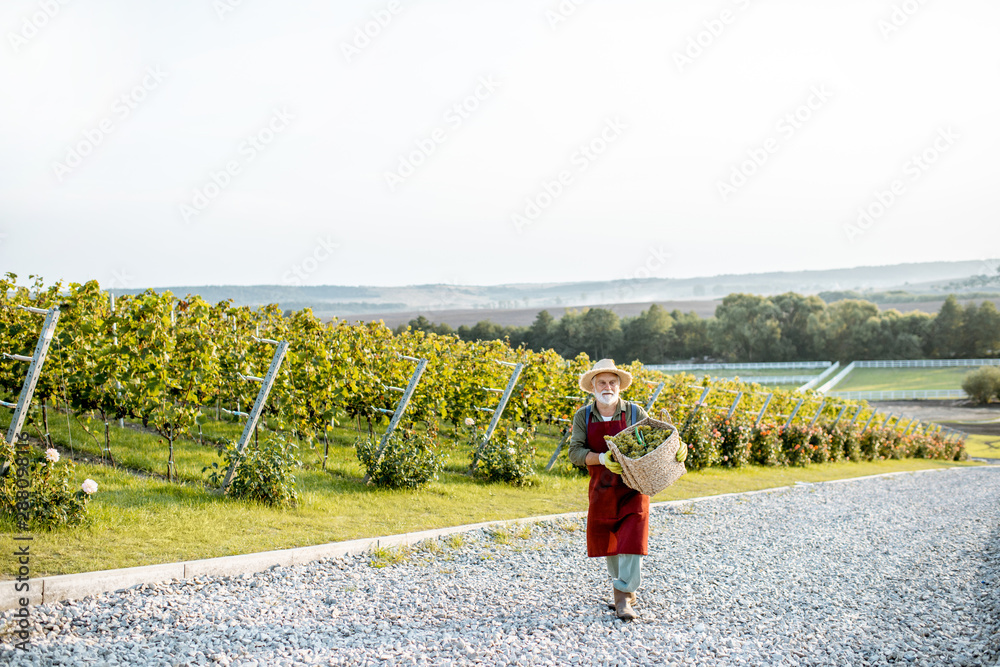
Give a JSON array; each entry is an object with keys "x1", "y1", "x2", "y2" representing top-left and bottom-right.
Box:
[{"x1": 0, "y1": 273, "x2": 965, "y2": 490}]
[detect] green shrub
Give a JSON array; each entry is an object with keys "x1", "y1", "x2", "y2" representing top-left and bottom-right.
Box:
[
  {"x1": 356, "y1": 428, "x2": 440, "y2": 490},
  {"x1": 681, "y1": 409, "x2": 720, "y2": 471},
  {"x1": 749, "y1": 425, "x2": 784, "y2": 466},
  {"x1": 829, "y1": 426, "x2": 861, "y2": 462},
  {"x1": 879, "y1": 429, "x2": 908, "y2": 460},
  {"x1": 947, "y1": 438, "x2": 967, "y2": 461},
  {"x1": 472, "y1": 425, "x2": 536, "y2": 486},
  {"x1": 779, "y1": 425, "x2": 812, "y2": 466},
  {"x1": 207, "y1": 432, "x2": 300, "y2": 507},
  {"x1": 714, "y1": 416, "x2": 752, "y2": 467},
  {"x1": 859, "y1": 428, "x2": 890, "y2": 461},
  {"x1": 912, "y1": 432, "x2": 965, "y2": 460},
  {"x1": 0, "y1": 433, "x2": 94, "y2": 530},
  {"x1": 962, "y1": 366, "x2": 1000, "y2": 404},
  {"x1": 808, "y1": 429, "x2": 832, "y2": 463}
]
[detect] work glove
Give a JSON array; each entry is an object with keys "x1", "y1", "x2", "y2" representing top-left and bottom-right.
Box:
[
  {"x1": 676, "y1": 443, "x2": 688, "y2": 463},
  {"x1": 599, "y1": 452, "x2": 623, "y2": 475}
]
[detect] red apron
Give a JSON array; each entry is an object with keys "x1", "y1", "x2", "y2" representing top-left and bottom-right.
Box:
[{"x1": 586, "y1": 407, "x2": 649, "y2": 557}]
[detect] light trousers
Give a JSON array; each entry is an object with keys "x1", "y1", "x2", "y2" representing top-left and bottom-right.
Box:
[{"x1": 606, "y1": 554, "x2": 642, "y2": 593}]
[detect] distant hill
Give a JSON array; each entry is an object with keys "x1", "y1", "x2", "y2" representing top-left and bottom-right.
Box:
[
  {"x1": 357, "y1": 300, "x2": 725, "y2": 328},
  {"x1": 110, "y1": 259, "x2": 1000, "y2": 320},
  {"x1": 356, "y1": 296, "x2": 1000, "y2": 329}
]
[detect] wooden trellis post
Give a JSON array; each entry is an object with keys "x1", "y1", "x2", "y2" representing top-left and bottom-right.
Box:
[
  {"x1": 784, "y1": 399, "x2": 804, "y2": 428},
  {"x1": 644, "y1": 381, "x2": 665, "y2": 413},
  {"x1": 829, "y1": 405, "x2": 848, "y2": 429},
  {"x1": 680, "y1": 385, "x2": 712, "y2": 434},
  {"x1": 221, "y1": 337, "x2": 289, "y2": 492},
  {"x1": 754, "y1": 392, "x2": 773, "y2": 427},
  {"x1": 362, "y1": 355, "x2": 428, "y2": 485},
  {"x1": 545, "y1": 394, "x2": 585, "y2": 471},
  {"x1": 2, "y1": 306, "x2": 60, "y2": 446},
  {"x1": 808, "y1": 398, "x2": 827, "y2": 427},
  {"x1": 469, "y1": 360, "x2": 523, "y2": 472},
  {"x1": 726, "y1": 391, "x2": 743, "y2": 420},
  {"x1": 861, "y1": 411, "x2": 879, "y2": 433}
]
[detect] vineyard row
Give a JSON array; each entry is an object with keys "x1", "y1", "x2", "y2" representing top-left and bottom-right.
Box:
[{"x1": 0, "y1": 277, "x2": 965, "y2": 469}]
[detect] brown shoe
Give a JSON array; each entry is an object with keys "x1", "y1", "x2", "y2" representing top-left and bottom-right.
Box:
[
  {"x1": 613, "y1": 588, "x2": 637, "y2": 620},
  {"x1": 606, "y1": 590, "x2": 636, "y2": 610}
]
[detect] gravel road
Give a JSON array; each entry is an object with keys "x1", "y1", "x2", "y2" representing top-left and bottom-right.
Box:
[{"x1": 3, "y1": 467, "x2": 998, "y2": 666}]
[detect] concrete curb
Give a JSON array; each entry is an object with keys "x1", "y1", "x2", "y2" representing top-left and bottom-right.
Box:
[
  {"x1": 0, "y1": 511, "x2": 585, "y2": 612},
  {"x1": 3, "y1": 465, "x2": 994, "y2": 611}
]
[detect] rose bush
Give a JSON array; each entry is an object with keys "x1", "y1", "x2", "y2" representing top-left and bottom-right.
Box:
[{"x1": 0, "y1": 434, "x2": 93, "y2": 530}]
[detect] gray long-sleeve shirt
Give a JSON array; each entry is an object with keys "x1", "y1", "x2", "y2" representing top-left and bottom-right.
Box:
[{"x1": 567, "y1": 399, "x2": 649, "y2": 468}]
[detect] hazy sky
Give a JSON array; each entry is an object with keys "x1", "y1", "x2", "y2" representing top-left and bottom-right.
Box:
[{"x1": 1, "y1": 0, "x2": 998, "y2": 289}]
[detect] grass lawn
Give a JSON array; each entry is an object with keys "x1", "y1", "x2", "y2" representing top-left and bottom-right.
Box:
[
  {"x1": 664, "y1": 369, "x2": 824, "y2": 381},
  {"x1": 963, "y1": 434, "x2": 1000, "y2": 459},
  {"x1": 1, "y1": 403, "x2": 981, "y2": 578},
  {"x1": 834, "y1": 367, "x2": 971, "y2": 392},
  {"x1": 723, "y1": 369, "x2": 824, "y2": 379}
]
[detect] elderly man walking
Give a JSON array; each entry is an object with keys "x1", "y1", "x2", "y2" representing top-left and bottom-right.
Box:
[{"x1": 568, "y1": 359, "x2": 649, "y2": 620}]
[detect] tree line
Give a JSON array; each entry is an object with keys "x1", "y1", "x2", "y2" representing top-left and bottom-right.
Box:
[{"x1": 393, "y1": 293, "x2": 1000, "y2": 364}]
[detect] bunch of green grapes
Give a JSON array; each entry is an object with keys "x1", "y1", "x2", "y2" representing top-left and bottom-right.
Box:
[{"x1": 605, "y1": 425, "x2": 671, "y2": 459}]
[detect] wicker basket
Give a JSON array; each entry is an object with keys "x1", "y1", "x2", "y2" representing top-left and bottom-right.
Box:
[{"x1": 605, "y1": 411, "x2": 687, "y2": 497}]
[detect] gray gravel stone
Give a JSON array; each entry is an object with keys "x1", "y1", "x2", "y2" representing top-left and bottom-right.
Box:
[{"x1": 2, "y1": 467, "x2": 998, "y2": 665}]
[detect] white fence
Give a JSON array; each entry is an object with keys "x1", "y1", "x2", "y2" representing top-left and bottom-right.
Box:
[
  {"x1": 649, "y1": 359, "x2": 997, "y2": 373},
  {"x1": 855, "y1": 359, "x2": 999, "y2": 368},
  {"x1": 816, "y1": 361, "x2": 856, "y2": 394},
  {"x1": 732, "y1": 375, "x2": 820, "y2": 384},
  {"x1": 829, "y1": 389, "x2": 968, "y2": 400},
  {"x1": 648, "y1": 361, "x2": 832, "y2": 372},
  {"x1": 798, "y1": 361, "x2": 841, "y2": 391}
]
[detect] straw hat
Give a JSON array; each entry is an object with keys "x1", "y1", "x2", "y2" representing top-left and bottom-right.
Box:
[{"x1": 579, "y1": 359, "x2": 633, "y2": 394}]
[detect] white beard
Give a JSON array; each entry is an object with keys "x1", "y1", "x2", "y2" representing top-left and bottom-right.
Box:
[{"x1": 595, "y1": 390, "x2": 618, "y2": 406}]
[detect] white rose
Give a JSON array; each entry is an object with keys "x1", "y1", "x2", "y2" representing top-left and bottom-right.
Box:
[
  {"x1": 45, "y1": 448, "x2": 60, "y2": 463},
  {"x1": 81, "y1": 479, "x2": 98, "y2": 495}
]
